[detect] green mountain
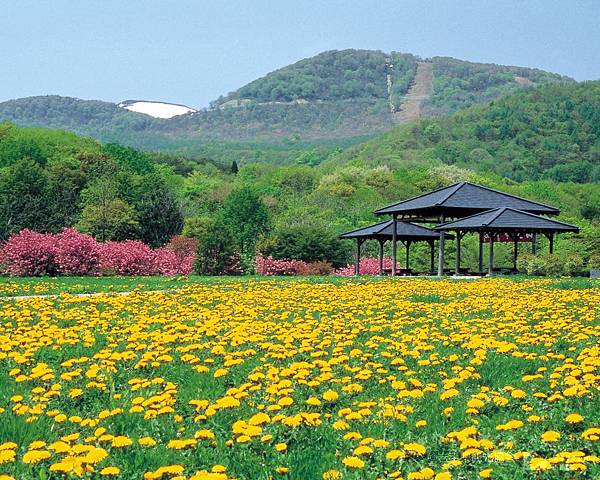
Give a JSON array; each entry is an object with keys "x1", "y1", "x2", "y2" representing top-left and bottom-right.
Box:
[
  {"x1": 0, "y1": 50, "x2": 574, "y2": 154},
  {"x1": 336, "y1": 80, "x2": 600, "y2": 183}
]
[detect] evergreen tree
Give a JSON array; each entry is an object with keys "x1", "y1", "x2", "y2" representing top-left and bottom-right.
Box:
[
  {"x1": 134, "y1": 174, "x2": 184, "y2": 247},
  {"x1": 194, "y1": 220, "x2": 237, "y2": 275}
]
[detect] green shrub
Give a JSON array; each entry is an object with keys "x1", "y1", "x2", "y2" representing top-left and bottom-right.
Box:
[
  {"x1": 588, "y1": 253, "x2": 600, "y2": 269},
  {"x1": 519, "y1": 253, "x2": 584, "y2": 277}
]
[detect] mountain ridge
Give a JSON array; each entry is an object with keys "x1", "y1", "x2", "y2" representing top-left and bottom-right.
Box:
[{"x1": 0, "y1": 49, "x2": 576, "y2": 151}]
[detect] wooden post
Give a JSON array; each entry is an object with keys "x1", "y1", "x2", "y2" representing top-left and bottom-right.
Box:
[
  {"x1": 488, "y1": 233, "x2": 495, "y2": 276},
  {"x1": 405, "y1": 241, "x2": 411, "y2": 271},
  {"x1": 549, "y1": 233, "x2": 554, "y2": 254},
  {"x1": 478, "y1": 232, "x2": 484, "y2": 273},
  {"x1": 455, "y1": 231, "x2": 462, "y2": 276},
  {"x1": 531, "y1": 233, "x2": 537, "y2": 254},
  {"x1": 513, "y1": 233, "x2": 519, "y2": 271},
  {"x1": 378, "y1": 240, "x2": 384, "y2": 276},
  {"x1": 438, "y1": 214, "x2": 445, "y2": 277},
  {"x1": 392, "y1": 214, "x2": 398, "y2": 277},
  {"x1": 429, "y1": 240, "x2": 435, "y2": 274},
  {"x1": 355, "y1": 238, "x2": 361, "y2": 276}
]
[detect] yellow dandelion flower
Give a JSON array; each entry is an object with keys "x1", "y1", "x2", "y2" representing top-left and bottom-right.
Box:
[
  {"x1": 541, "y1": 431, "x2": 560, "y2": 443},
  {"x1": 342, "y1": 456, "x2": 365, "y2": 468},
  {"x1": 565, "y1": 413, "x2": 584, "y2": 424},
  {"x1": 22, "y1": 450, "x2": 51, "y2": 464},
  {"x1": 100, "y1": 467, "x2": 121, "y2": 476}
]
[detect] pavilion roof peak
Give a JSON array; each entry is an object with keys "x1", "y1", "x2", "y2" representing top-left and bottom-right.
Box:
[{"x1": 374, "y1": 181, "x2": 560, "y2": 217}]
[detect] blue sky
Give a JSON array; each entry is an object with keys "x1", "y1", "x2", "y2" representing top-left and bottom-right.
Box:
[{"x1": 1, "y1": 0, "x2": 598, "y2": 108}]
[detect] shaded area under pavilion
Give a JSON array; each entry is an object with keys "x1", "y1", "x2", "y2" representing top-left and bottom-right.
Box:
[
  {"x1": 340, "y1": 220, "x2": 450, "y2": 275},
  {"x1": 435, "y1": 207, "x2": 579, "y2": 275},
  {"x1": 374, "y1": 181, "x2": 562, "y2": 276}
]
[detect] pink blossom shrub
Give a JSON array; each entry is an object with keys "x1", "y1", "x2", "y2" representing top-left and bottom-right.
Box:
[
  {"x1": 152, "y1": 247, "x2": 180, "y2": 276},
  {"x1": 254, "y1": 255, "x2": 335, "y2": 276},
  {"x1": 0, "y1": 229, "x2": 58, "y2": 276},
  {"x1": 254, "y1": 255, "x2": 312, "y2": 276},
  {"x1": 0, "y1": 230, "x2": 196, "y2": 277},
  {"x1": 54, "y1": 228, "x2": 101, "y2": 276},
  {"x1": 334, "y1": 257, "x2": 400, "y2": 276},
  {"x1": 98, "y1": 240, "x2": 157, "y2": 276}
]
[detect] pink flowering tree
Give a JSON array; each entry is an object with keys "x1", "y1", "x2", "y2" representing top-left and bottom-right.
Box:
[
  {"x1": 1, "y1": 229, "x2": 202, "y2": 277},
  {"x1": 254, "y1": 255, "x2": 311, "y2": 276},
  {"x1": 152, "y1": 247, "x2": 180, "y2": 276},
  {"x1": 334, "y1": 257, "x2": 400, "y2": 276},
  {"x1": 54, "y1": 228, "x2": 101, "y2": 276},
  {"x1": 98, "y1": 240, "x2": 158, "y2": 276},
  {"x1": 0, "y1": 229, "x2": 58, "y2": 276}
]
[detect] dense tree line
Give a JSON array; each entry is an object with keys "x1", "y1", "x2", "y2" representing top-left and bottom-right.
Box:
[
  {"x1": 0, "y1": 124, "x2": 184, "y2": 246},
  {"x1": 1, "y1": 78, "x2": 600, "y2": 275}
]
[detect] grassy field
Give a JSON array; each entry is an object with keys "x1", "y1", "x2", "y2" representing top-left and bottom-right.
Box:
[
  {"x1": 0, "y1": 277, "x2": 598, "y2": 479},
  {"x1": 1, "y1": 274, "x2": 598, "y2": 297},
  {"x1": 0, "y1": 275, "x2": 367, "y2": 297}
]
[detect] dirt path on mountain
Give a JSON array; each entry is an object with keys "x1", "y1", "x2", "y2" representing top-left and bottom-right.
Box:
[{"x1": 393, "y1": 62, "x2": 433, "y2": 124}]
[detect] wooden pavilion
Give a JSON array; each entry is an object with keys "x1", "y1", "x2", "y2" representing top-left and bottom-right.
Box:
[
  {"x1": 374, "y1": 182, "x2": 561, "y2": 276},
  {"x1": 435, "y1": 207, "x2": 579, "y2": 275},
  {"x1": 339, "y1": 220, "x2": 449, "y2": 275}
]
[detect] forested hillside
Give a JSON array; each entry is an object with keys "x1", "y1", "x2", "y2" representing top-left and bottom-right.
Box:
[
  {"x1": 1, "y1": 108, "x2": 599, "y2": 275},
  {"x1": 338, "y1": 81, "x2": 600, "y2": 183},
  {"x1": 0, "y1": 50, "x2": 574, "y2": 150},
  {"x1": 0, "y1": 122, "x2": 220, "y2": 244},
  {"x1": 425, "y1": 56, "x2": 573, "y2": 116},
  {"x1": 214, "y1": 50, "x2": 418, "y2": 107}
]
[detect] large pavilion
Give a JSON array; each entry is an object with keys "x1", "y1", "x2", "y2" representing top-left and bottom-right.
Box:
[
  {"x1": 339, "y1": 220, "x2": 448, "y2": 275},
  {"x1": 374, "y1": 182, "x2": 563, "y2": 276},
  {"x1": 341, "y1": 181, "x2": 578, "y2": 276}
]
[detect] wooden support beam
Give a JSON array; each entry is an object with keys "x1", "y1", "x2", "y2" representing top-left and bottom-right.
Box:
[
  {"x1": 392, "y1": 214, "x2": 398, "y2": 277},
  {"x1": 549, "y1": 233, "x2": 554, "y2": 254},
  {"x1": 405, "y1": 240, "x2": 411, "y2": 270},
  {"x1": 478, "y1": 232, "x2": 484, "y2": 273},
  {"x1": 355, "y1": 238, "x2": 361, "y2": 276},
  {"x1": 378, "y1": 240, "x2": 384, "y2": 276},
  {"x1": 455, "y1": 231, "x2": 462, "y2": 276},
  {"x1": 488, "y1": 233, "x2": 495, "y2": 276},
  {"x1": 513, "y1": 233, "x2": 519, "y2": 271},
  {"x1": 429, "y1": 240, "x2": 435, "y2": 274},
  {"x1": 437, "y1": 214, "x2": 445, "y2": 277}
]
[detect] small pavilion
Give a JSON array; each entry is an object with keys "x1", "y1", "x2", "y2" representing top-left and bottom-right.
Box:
[
  {"x1": 339, "y1": 220, "x2": 448, "y2": 275},
  {"x1": 435, "y1": 207, "x2": 580, "y2": 275},
  {"x1": 374, "y1": 182, "x2": 561, "y2": 275}
]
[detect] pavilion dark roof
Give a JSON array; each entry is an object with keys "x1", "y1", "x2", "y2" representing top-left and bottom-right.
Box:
[
  {"x1": 435, "y1": 207, "x2": 579, "y2": 233},
  {"x1": 374, "y1": 182, "x2": 560, "y2": 218},
  {"x1": 340, "y1": 220, "x2": 444, "y2": 241}
]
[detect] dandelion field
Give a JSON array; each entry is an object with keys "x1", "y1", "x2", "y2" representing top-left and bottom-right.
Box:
[{"x1": 0, "y1": 278, "x2": 598, "y2": 479}]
